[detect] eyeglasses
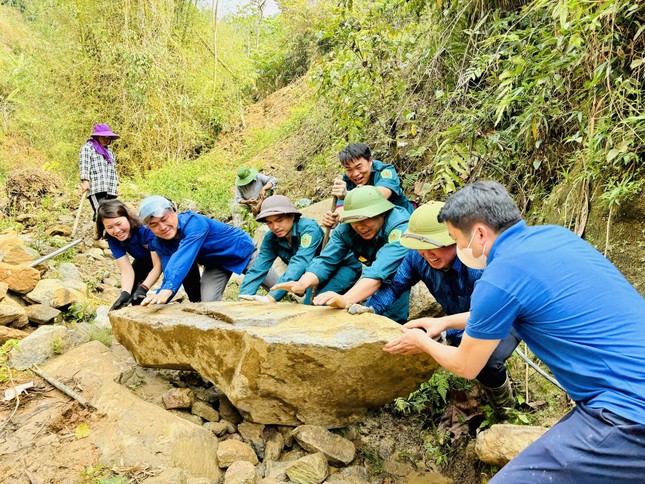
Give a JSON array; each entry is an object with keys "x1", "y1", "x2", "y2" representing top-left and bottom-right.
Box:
[{"x1": 400, "y1": 233, "x2": 445, "y2": 247}]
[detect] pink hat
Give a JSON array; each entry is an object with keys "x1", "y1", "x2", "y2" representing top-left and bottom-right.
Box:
[{"x1": 90, "y1": 124, "x2": 120, "y2": 139}]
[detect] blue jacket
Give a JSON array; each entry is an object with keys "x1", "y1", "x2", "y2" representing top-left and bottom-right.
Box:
[
  {"x1": 107, "y1": 225, "x2": 155, "y2": 261},
  {"x1": 340, "y1": 160, "x2": 414, "y2": 214},
  {"x1": 369, "y1": 250, "x2": 482, "y2": 336},
  {"x1": 151, "y1": 211, "x2": 254, "y2": 295},
  {"x1": 307, "y1": 206, "x2": 410, "y2": 284}
]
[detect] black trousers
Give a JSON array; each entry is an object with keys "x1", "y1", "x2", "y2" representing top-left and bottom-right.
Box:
[
  {"x1": 133, "y1": 257, "x2": 201, "y2": 302},
  {"x1": 451, "y1": 329, "x2": 521, "y2": 388}
]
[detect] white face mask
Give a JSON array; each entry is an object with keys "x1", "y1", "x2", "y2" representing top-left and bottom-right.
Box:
[{"x1": 456, "y1": 229, "x2": 487, "y2": 269}]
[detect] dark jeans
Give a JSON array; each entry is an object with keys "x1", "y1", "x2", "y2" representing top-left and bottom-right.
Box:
[
  {"x1": 135, "y1": 257, "x2": 201, "y2": 302},
  {"x1": 450, "y1": 329, "x2": 521, "y2": 388},
  {"x1": 132, "y1": 257, "x2": 153, "y2": 289},
  {"x1": 88, "y1": 192, "x2": 116, "y2": 220},
  {"x1": 180, "y1": 262, "x2": 203, "y2": 302},
  {"x1": 491, "y1": 402, "x2": 645, "y2": 483}
]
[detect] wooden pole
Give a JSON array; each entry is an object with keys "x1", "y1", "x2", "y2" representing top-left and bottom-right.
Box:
[
  {"x1": 71, "y1": 190, "x2": 87, "y2": 238},
  {"x1": 310, "y1": 195, "x2": 338, "y2": 303}
]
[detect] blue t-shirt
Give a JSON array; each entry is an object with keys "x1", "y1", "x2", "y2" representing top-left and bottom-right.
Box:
[
  {"x1": 307, "y1": 206, "x2": 410, "y2": 284},
  {"x1": 466, "y1": 220, "x2": 645, "y2": 424},
  {"x1": 340, "y1": 160, "x2": 414, "y2": 214},
  {"x1": 107, "y1": 225, "x2": 155, "y2": 261},
  {"x1": 151, "y1": 211, "x2": 254, "y2": 295},
  {"x1": 369, "y1": 250, "x2": 482, "y2": 337}
]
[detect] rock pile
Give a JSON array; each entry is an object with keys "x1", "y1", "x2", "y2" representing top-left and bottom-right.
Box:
[{"x1": 0, "y1": 233, "x2": 88, "y2": 344}]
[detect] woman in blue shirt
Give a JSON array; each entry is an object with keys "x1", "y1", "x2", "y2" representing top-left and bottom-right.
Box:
[{"x1": 96, "y1": 200, "x2": 199, "y2": 309}]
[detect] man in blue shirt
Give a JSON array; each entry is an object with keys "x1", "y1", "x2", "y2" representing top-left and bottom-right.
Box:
[
  {"x1": 138, "y1": 196, "x2": 255, "y2": 304},
  {"x1": 385, "y1": 181, "x2": 645, "y2": 482},
  {"x1": 274, "y1": 186, "x2": 411, "y2": 321},
  {"x1": 239, "y1": 195, "x2": 361, "y2": 303},
  {"x1": 322, "y1": 143, "x2": 414, "y2": 228},
  {"x1": 367, "y1": 201, "x2": 520, "y2": 413}
]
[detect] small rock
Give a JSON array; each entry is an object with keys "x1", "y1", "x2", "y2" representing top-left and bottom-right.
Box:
[
  {"x1": 475, "y1": 424, "x2": 548, "y2": 466},
  {"x1": 0, "y1": 325, "x2": 28, "y2": 344},
  {"x1": 223, "y1": 460, "x2": 257, "y2": 484},
  {"x1": 0, "y1": 303, "x2": 28, "y2": 327},
  {"x1": 225, "y1": 433, "x2": 244, "y2": 443},
  {"x1": 382, "y1": 452, "x2": 416, "y2": 478},
  {"x1": 195, "y1": 385, "x2": 224, "y2": 403},
  {"x1": 8, "y1": 325, "x2": 73, "y2": 370},
  {"x1": 85, "y1": 248, "x2": 105, "y2": 260},
  {"x1": 0, "y1": 262, "x2": 40, "y2": 294},
  {"x1": 163, "y1": 388, "x2": 195, "y2": 409},
  {"x1": 377, "y1": 436, "x2": 396, "y2": 459},
  {"x1": 291, "y1": 425, "x2": 356, "y2": 466},
  {"x1": 264, "y1": 460, "x2": 290, "y2": 481},
  {"x1": 263, "y1": 429, "x2": 284, "y2": 462},
  {"x1": 324, "y1": 465, "x2": 370, "y2": 483},
  {"x1": 285, "y1": 452, "x2": 328, "y2": 484},
  {"x1": 2, "y1": 245, "x2": 38, "y2": 265},
  {"x1": 238, "y1": 422, "x2": 266, "y2": 459},
  {"x1": 204, "y1": 421, "x2": 229, "y2": 437},
  {"x1": 46, "y1": 225, "x2": 72, "y2": 237},
  {"x1": 25, "y1": 278, "x2": 87, "y2": 308},
  {"x1": 94, "y1": 305, "x2": 111, "y2": 330},
  {"x1": 277, "y1": 425, "x2": 295, "y2": 447},
  {"x1": 98, "y1": 239, "x2": 110, "y2": 250},
  {"x1": 281, "y1": 446, "x2": 307, "y2": 462},
  {"x1": 217, "y1": 440, "x2": 259, "y2": 468},
  {"x1": 169, "y1": 409, "x2": 204, "y2": 426},
  {"x1": 221, "y1": 419, "x2": 238, "y2": 434},
  {"x1": 192, "y1": 400, "x2": 220, "y2": 422},
  {"x1": 0, "y1": 234, "x2": 24, "y2": 251},
  {"x1": 57, "y1": 262, "x2": 83, "y2": 282},
  {"x1": 219, "y1": 395, "x2": 243, "y2": 424},
  {"x1": 26, "y1": 304, "x2": 62, "y2": 325}
]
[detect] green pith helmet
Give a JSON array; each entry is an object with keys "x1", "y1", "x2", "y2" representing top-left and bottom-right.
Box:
[
  {"x1": 400, "y1": 201, "x2": 454, "y2": 249},
  {"x1": 341, "y1": 186, "x2": 394, "y2": 223},
  {"x1": 235, "y1": 167, "x2": 259, "y2": 186}
]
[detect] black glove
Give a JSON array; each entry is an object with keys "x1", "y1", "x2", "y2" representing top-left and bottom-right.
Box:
[
  {"x1": 130, "y1": 284, "x2": 149, "y2": 306},
  {"x1": 110, "y1": 291, "x2": 131, "y2": 311}
]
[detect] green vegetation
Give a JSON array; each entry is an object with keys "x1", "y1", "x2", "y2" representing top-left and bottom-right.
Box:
[
  {"x1": 87, "y1": 326, "x2": 113, "y2": 347},
  {"x1": 310, "y1": 0, "x2": 644, "y2": 213},
  {"x1": 394, "y1": 369, "x2": 473, "y2": 422},
  {"x1": 3, "y1": 0, "x2": 639, "y2": 218},
  {"x1": 51, "y1": 337, "x2": 63, "y2": 355},
  {"x1": 0, "y1": 339, "x2": 20, "y2": 385},
  {"x1": 64, "y1": 302, "x2": 96, "y2": 324}
]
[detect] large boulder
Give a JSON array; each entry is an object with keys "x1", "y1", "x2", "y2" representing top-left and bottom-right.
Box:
[{"x1": 110, "y1": 302, "x2": 439, "y2": 428}]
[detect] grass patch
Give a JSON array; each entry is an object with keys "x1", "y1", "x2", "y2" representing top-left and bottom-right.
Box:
[{"x1": 88, "y1": 326, "x2": 112, "y2": 347}]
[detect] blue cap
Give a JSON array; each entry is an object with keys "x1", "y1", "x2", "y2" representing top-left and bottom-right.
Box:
[{"x1": 138, "y1": 196, "x2": 174, "y2": 223}]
